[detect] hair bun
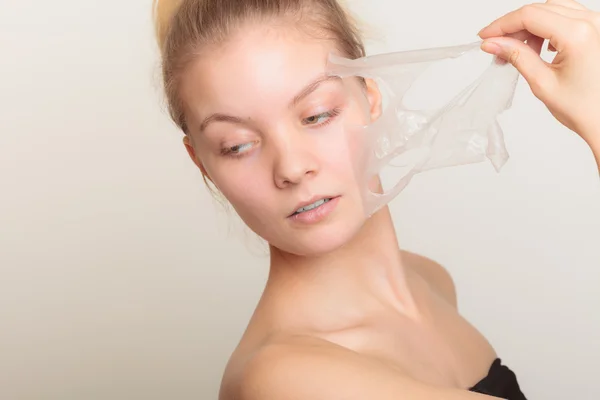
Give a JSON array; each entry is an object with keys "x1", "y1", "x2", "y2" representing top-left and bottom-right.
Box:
[{"x1": 153, "y1": 0, "x2": 184, "y2": 49}]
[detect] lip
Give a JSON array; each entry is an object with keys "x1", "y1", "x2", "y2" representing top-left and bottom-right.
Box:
[
  {"x1": 289, "y1": 195, "x2": 337, "y2": 217},
  {"x1": 287, "y1": 196, "x2": 341, "y2": 224}
]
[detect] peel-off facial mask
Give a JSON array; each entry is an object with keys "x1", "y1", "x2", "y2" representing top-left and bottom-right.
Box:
[{"x1": 326, "y1": 41, "x2": 520, "y2": 217}]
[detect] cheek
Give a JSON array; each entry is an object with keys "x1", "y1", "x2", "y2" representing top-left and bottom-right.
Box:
[
  {"x1": 210, "y1": 165, "x2": 274, "y2": 215},
  {"x1": 321, "y1": 149, "x2": 357, "y2": 180},
  {"x1": 319, "y1": 127, "x2": 370, "y2": 183}
]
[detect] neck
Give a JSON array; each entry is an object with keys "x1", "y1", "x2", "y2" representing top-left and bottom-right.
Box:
[{"x1": 263, "y1": 206, "x2": 416, "y2": 333}]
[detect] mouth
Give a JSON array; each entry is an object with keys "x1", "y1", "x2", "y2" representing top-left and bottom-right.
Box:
[
  {"x1": 290, "y1": 197, "x2": 334, "y2": 217},
  {"x1": 287, "y1": 195, "x2": 341, "y2": 223}
]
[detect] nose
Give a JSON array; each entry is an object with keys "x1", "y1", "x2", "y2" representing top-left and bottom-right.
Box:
[{"x1": 272, "y1": 136, "x2": 319, "y2": 189}]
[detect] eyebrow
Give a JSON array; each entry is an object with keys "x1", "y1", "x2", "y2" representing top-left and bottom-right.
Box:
[
  {"x1": 289, "y1": 74, "x2": 342, "y2": 108},
  {"x1": 198, "y1": 74, "x2": 342, "y2": 133}
]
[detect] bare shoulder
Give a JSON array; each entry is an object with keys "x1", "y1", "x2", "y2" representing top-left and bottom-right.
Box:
[
  {"x1": 401, "y1": 250, "x2": 458, "y2": 308},
  {"x1": 220, "y1": 335, "x2": 490, "y2": 400}
]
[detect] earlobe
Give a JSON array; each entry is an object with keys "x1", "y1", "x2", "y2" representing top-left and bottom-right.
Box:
[
  {"x1": 365, "y1": 78, "x2": 383, "y2": 122},
  {"x1": 183, "y1": 135, "x2": 212, "y2": 183}
]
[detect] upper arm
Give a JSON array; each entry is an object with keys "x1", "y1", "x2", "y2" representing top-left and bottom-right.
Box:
[
  {"x1": 401, "y1": 251, "x2": 458, "y2": 308},
  {"x1": 234, "y1": 341, "x2": 492, "y2": 400}
]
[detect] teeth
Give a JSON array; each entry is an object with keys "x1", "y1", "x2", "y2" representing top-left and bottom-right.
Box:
[{"x1": 296, "y1": 198, "x2": 330, "y2": 214}]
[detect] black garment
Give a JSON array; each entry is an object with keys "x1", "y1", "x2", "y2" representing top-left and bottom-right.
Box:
[{"x1": 469, "y1": 358, "x2": 527, "y2": 400}]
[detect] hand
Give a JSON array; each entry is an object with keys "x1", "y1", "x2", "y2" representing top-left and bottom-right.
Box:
[{"x1": 478, "y1": 0, "x2": 600, "y2": 154}]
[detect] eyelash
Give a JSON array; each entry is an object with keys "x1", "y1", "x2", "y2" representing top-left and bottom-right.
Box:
[
  {"x1": 221, "y1": 107, "x2": 343, "y2": 159},
  {"x1": 302, "y1": 107, "x2": 342, "y2": 128},
  {"x1": 220, "y1": 142, "x2": 255, "y2": 158}
]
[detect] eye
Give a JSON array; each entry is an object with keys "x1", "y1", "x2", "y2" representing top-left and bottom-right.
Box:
[
  {"x1": 302, "y1": 109, "x2": 341, "y2": 126},
  {"x1": 221, "y1": 142, "x2": 255, "y2": 157}
]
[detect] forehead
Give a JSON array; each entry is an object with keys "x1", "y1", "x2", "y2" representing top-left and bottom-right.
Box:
[{"x1": 180, "y1": 24, "x2": 339, "y2": 119}]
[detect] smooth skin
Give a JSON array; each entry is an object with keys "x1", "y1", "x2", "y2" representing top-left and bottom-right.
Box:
[{"x1": 198, "y1": 1, "x2": 599, "y2": 399}]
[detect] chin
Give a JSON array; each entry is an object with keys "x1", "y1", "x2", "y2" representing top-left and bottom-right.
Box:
[{"x1": 269, "y1": 215, "x2": 366, "y2": 257}]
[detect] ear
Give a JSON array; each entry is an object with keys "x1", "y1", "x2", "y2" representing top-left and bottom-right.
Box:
[
  {"x1": 183, "y1": 135, "x2": 213, "y2": 184},
  {"x1": 364, "y1": 78, "x2": 383, "y2": 122}
]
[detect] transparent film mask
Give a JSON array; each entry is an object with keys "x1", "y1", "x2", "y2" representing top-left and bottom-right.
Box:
[{"x1": 326, "y1": 41, "x2": 520, "y2": 218}]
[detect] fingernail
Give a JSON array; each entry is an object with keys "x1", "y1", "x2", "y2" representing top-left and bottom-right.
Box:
[{"x1": 481, "y1": 41, "x2": 502, "y2": 55}]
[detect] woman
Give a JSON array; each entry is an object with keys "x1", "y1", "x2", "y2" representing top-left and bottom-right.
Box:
[{"x1": 152, "y1": 0, "x2": 600, "y2": 398}]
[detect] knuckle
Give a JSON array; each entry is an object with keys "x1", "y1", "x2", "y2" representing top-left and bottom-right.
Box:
[
  {"x1": 519, "y1": 4, "x2": 536, "y2": 20},
  {"x1": 569, "y1": 20, "x2": 596, "y2": 43},
  {"x1": 592, "y1": 13, "x2": 600, "y2": 30},
  {"x1": 508, "y1": 48, "x2": 522, "y2": 66},
  {"x1": 520, "y1": 4, "x2": 537, "y2": 15}
]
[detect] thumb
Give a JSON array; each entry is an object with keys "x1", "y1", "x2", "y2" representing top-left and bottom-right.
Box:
[{"x1": 481, "y1": 37, "x2": 556, "y2": 97}]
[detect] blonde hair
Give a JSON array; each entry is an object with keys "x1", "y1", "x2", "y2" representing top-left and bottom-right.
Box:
[{"x1": 152, "y1": 0, "x2": 366, "y2": 134}]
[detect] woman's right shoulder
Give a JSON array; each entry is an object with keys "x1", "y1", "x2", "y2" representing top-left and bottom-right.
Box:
[
  {"x1": 218, "y1": 335, "x2": 329, "y2": 399},
  {"x1": 219, "y1": 335, "x2": 491, "y2": 400}
]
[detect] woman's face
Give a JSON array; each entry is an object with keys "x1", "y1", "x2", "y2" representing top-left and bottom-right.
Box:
[{"x1": 179, "y1": 22, "x2": 381, "y2": 256}]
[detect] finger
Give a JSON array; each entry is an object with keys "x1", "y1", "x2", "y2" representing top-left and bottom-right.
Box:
[
  {"x1": 546, "y1": 0, "x2": 588, "y2": 11},
  {"x1": 481, "y1": 36, "x2": 557, "y2": 97},
  {"x1": 506, "y1": 31, "x2": 531, "y2": 41},
  {"x1": 506, "y1": 31, "x2": 545, "y2": 54},
  {"x1": 535, "y1": 3, "x2": 590, "y2": 18},
  {"x1": 542, "y1": 3, "x2": 600, "y2": 33},
  {"x1": 531, "y1": 4, "x2": 589, "y2": 52},
  {"x1": 492, "y1": 31, "x2": 544, "y2": 65},
  {"x1": 478, "y1": 5, "x2": 578, "y2": 51},
  {"x1": 527, "y1": 35, "x2": 545, "y2": 55}
]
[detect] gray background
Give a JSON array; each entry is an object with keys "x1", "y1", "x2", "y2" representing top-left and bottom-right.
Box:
[{"x1": 1, "y1": 0, "x2": 599, "y2": 399}]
